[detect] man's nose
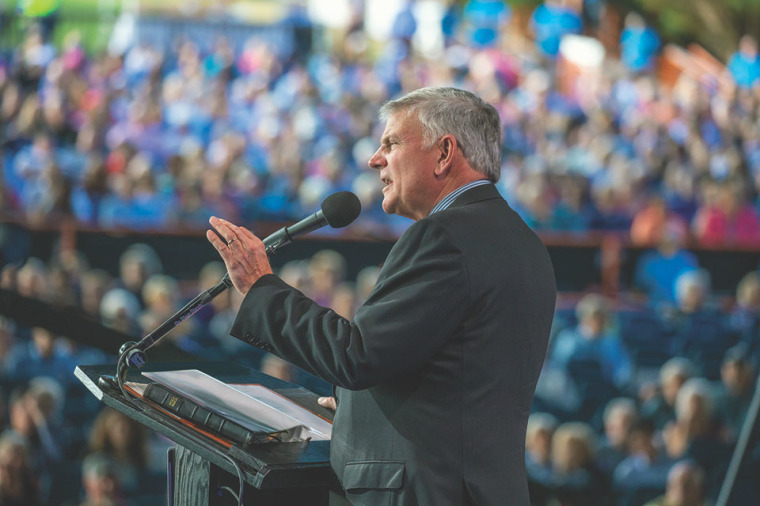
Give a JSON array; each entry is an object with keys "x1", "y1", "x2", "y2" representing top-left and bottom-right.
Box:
[{"x1": 368, "y1": 149, "x2": 385, "y2": 170}]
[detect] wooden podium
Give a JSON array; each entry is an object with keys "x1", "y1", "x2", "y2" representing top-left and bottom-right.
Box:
[{"x1": 75, "y1": 361, "x2": 335, "y2": 505}]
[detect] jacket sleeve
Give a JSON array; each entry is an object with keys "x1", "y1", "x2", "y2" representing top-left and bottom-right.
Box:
[{"x1": 230, "y1": 218, "x2": 469, "y2": 390}]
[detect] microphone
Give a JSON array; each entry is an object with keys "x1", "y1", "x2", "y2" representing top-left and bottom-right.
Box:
[
  {"x1": 262, "y1": 190, "x2": 362, "y2": 254},
  {"x1": 216, "y1": 190, "x2": 362, "y2": 286},
  {"x1": 122, "y1": 191, "x2": 362, "y2": 368}
]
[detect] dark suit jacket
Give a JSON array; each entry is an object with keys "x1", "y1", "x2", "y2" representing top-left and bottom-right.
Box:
[{"x1": 231, "y1": 184, "x2": 556, "y2": 505}]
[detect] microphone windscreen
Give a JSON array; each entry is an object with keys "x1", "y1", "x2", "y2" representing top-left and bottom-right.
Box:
[{"x1": 321, "y1": 191, "x2": 362, "y2": 228}]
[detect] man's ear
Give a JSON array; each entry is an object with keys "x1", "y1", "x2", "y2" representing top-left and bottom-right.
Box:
[{"x1": 435, "y1": 135, "x2": 457, "y2": 176}]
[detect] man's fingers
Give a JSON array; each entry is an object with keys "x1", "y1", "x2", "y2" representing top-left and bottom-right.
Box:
[
  {"x1": 317, "y1": 397, "x2": 337, "y2": 411},
  {"x1": 206, "y1": 229, "x2": 229, "y2": 253},
  {"x1": 210, "y1": 216, "x2": 241, "y2": 242},
  {"x1": 207, "y1": 217, "x2": 272, "y2": 296}
]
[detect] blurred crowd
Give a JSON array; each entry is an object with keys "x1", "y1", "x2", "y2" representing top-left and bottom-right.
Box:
[
  {"x1": 0, "y1": 0, "x2": 760, "y2": 245},
  {"x1": 533, "y1": 283, "x2": 760, "y2": 505},
  {"x1": 521, "y1": 199, "x2": 760, "y2": 505}
]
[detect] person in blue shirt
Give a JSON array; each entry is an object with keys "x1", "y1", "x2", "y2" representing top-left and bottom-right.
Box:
[
  {"x1": 5, "y1": 327, "x2": 77, "y2": 388},
  {"x1": 612, "y1": 418, "x2": 676, "y2": 502},
  {"x1": 530, "y1": 0, "x2": 583, "y2": 59},
  {"x1": 551, "y1": 293, "x2": 633, "y2": 389},
  {"x1": 634, "y1": 220, "x2": 699, "y2": 305},
  {"x1": 391, "y1": 2, "x2": 417, "y2": 45},
  {"x1": 727, "y1": 35, "x2": 760, "y2": 89},
  {"x1": 463, "y1": 0, "x2": 511, "y2": 48},
  {"x1": 620, "y1": 12, "x2": 661, "y2": 73}
]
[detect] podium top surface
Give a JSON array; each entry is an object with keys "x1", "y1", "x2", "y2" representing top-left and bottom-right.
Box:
[{"x1": 75, "y1": 361, "x2": 333, "y2": 490}]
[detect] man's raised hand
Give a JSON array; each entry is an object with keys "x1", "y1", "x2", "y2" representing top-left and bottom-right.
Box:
[{"x1": 206, "y1": 217, "x2": 273, "y2": 295}]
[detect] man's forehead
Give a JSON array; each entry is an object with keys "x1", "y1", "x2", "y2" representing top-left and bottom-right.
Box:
[{"x1": 381, "y1": 111, "x2": 419, "y2": 139}]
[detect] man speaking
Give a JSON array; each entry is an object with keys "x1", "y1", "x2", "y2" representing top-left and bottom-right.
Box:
[{"x1": 207, "y1": 87, "x2": 556, "y2": 505}]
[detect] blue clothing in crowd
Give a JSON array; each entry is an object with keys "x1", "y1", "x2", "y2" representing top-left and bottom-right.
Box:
[
  {"x1": 620, "y1": 25, "x2": 661, "y2": 73},
  {"x1": 728, "y1": 50, "x2": 760, "y2": 89},
  {"x1": 392, "y1": 3, "x2": 417, "y2": 41},
  {"x1": 530, "y1": 3, "x2": 583, "y2": 58},
  {"x1": 551, "y1": 327, "x2": 633, "y2": 388},
  {"x1": 463, "y1": 0, "x2": 511, "y2": 48},
  {"x1": 634, "y1": 249, "x2": 698, "y2": 304},
  {"x1": 6, "y1": 341, "x2": 78, "y2": 388}
]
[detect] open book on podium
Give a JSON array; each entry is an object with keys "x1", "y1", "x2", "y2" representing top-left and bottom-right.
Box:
[{"x1": 125, "y1": 369, "x2": 332, "y2": 448}]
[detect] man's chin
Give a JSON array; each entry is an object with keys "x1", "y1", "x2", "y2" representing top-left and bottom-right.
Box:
[{"x1": 381, "y1": 197, "x2": 394, "y2": 215}]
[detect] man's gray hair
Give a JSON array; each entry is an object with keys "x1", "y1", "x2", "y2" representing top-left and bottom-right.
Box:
[{"x1": 379, "y1": 87, "x2": 502, "y2": 182}]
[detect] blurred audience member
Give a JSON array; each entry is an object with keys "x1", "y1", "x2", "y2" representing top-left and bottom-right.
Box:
[
  {"x1": 550, "y1": 293, "x2": 632, "y2": 389},
  {"x1": 99, "y1": 289, "x2": 140, "y2": 336},
  {"x1": 0, "y1": 431, "x2": 39, "y2": 506},
  {"x1": 661, "y1": 270, "x2": 714, "y2": 326},
  {"x1": 631, "y1": 197, "x2": 688, "y2": 246},
  {"x1": 463, "y1": 0, "x2": 511, "y2": 48},
  {"x1": 75, "y1": 453, "x2": 124, "y2": 506},
  {"x1": 620, "y1": 12, "x2": 661, "y2": 73},
  {"x1": 6, "y1": 327, "x2": 77, "y2": 387},
  {"x1": 79, "y1": 269, "x2": 113, "y2": 319},
  {"x1": 641, "y1": 357, "x2": 697, "y2": 430},
  {"x1": 88, "y1": 408, "x2": 149, "y2": 497},
  {"x1": 633, "y1": 217, "x2": 697, "y2": 305},
  {"x1": 666, "y1": 270, "x2": 735, "y2": 379},
  {"x1": 714, "y1": 346, "x2": 755, "y2": 442},
  {"x1": 530, "y1": 0, "x2": 583, "y2": 60},
  {"x1": 643, "y1": 461, "x2": 709, "y2": 506},
  {"x1": 596, "y1": 397, "x2": 638, "y2": 478},
  {"x1": 331, "y1": 282, "x2": 357, "y2": 320},
  {"x1": 613, "y1": 418, "x2": 674, "y2": 503},
  {"x1": 138, "y1": 274, "x2": 179, "y2": 333},
  {"x1": 0, "y1": 317, "x2": 16, "y2": 374},
  {"x1": 692, "y1": 182, "x2": 760, "y2": 247},
  {"x1": 15, "y1": 257, "x2": 51, "y2": 301},
  {"x1": 526, "y1": 412, "x2": 558, "y2": 481},
  {"x1": 354, "y1": 265, "x2": 381, "y2": 306},
  {"x1": 673, "y1": 378, "x2": 716, "y2": 440},
  {"x1": 729, "y1": 272, "x2": 760, "y2": 365},
  {"x1": 279, "y1": 261, "x2": 311, "y2": 293},
  {"x1": 7, "y1": 385, "x2": 63, "y2": 496},
  {"x1": 117, "y1": 244, "x2": 163, "y2": 306},
  {"x1": 665, "y1": 378, "x2": 729, "y2": 497},
  {"x1": 194, "y1": 261, "x2": 230, "y2": 329},
  {"x1": 307, "y1": 250, "x2": 347, "y2": 307},
  {"x1": 549, "y1": 422, "x2": 607, "y2": 506},
  {"x1": 727, "y1": 35, "x2": 760, "y2": 89},
  {"x1": 525, "y1": 412, "x2": 559, "y2": 506}
]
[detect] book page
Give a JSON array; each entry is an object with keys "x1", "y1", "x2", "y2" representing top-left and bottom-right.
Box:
[
  {"x1": 142, "y1": 369, "x2": 331, "y2": 440},
  {"x1": 230, "y1": 383, "x2": 332, "y2": 439}
]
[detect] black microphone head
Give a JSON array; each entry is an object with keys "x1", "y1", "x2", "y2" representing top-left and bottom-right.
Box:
[{"x1": 321, "y1": 191, "x2": 361, "y2": 228}]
